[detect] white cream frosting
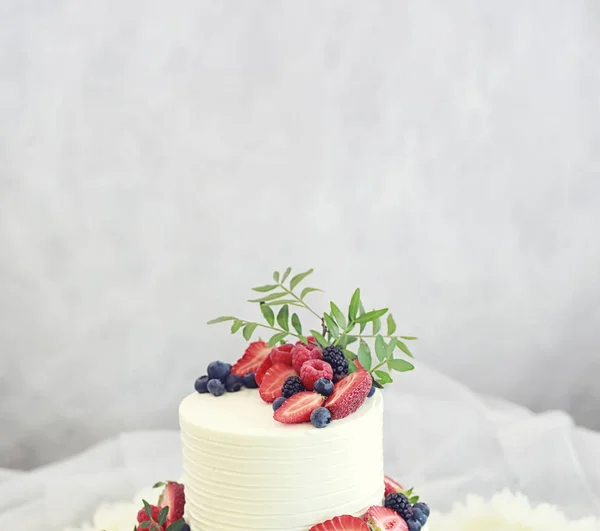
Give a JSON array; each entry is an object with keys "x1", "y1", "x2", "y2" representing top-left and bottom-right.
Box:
[{"x1": 179, "y1": 389, "x2": 384, "y2": 531}]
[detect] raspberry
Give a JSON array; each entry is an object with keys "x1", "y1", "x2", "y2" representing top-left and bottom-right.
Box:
[
  {"x1": 137, "y1": 505, "x2": 161, "y2": 524},
  {"x1": 384, "y1": 492, "x2": 413, "y2": 522},
  {"x1": 322, "y1": 346, "x2": 348, "y2": 378},
  {"x1": 281, "y1": 376, "x2": 305, "y2": 398},
  {"x1": 300, "y1": 359, "x2": 334, "y2": 391},
  {"x1": 291, "y1": 343, "x2": 322, "y2": 374}
]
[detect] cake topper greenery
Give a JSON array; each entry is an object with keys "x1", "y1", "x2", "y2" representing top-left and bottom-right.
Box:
[{"x1": 208, "y1": 268, "x2": 417, "y2": 389}]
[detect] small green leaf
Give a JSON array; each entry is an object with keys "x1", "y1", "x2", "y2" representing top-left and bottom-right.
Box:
[
  {"x1": 152, "y1": 481, "x2": 166, "y2": 488},
  {"x1": 388, "y1": 358, "x2": 415, "y2": 372},
  {"x1": 372, "y1": 380, "x2": 384, "y2": 389},
  {"x1": 298, "y1": 335, "x2": 308, "y2": 344},
  {"x1": 291, "y1": 313, "x2": 302, "y2": 335},
  {"x1": 267, "y1": 332, "x2": 288, "y2": 347},
  {"x1": 345, "y1": 335, "x2": 358, "y2": 345},
  {"x1": 231, "y1": 319, "x2": 243, "y2": 334},
  {"x1": 290, "y1": 268, "x2": 314, "y2": 290},
  {"x1": 323, "y1": 313, "x2": 339, "y2": 338},
  {"x1": 277, "y1": 305, "x2": 289, "y2": 331},
  {"x1": 207, "y1": 316, "x2": 236, "y2": 324},
  {"x1": 260, "y1": 303, "x2": 275, "y2": 326},
  {"x1": 374, "y1": 370, "x2": 393, "y2": 384},
  {"x1": 387, "y1": 314, "x2": 397, "y2": 335},
  {"x1": 385, "y1": 337, "x2": 396, "y2": 358},
  {"x1": 358, "y1": 300, "x2": 367, "y2": 332},
  {"x1": 264, "y1": 299, "x2": 303, "y2": 307},
  {"x1": 348, "y1": 288, "x2": 361, "y2": 321},
  {"x1": 337, "y1": 335, "x2": 348, "y2": 348},
  {"x1": 354, "y1": 308, "x2": 388, "y2": 324},
  {"x1": 396, "y1": 340, "x2": 414, "y2": 358},
  {"x1": 157, "y1": 506, "x2": 169, "y2": 526},
  {"x1": 310, "y1": 330, "x2": 328, "y2": 348},
  {"x1": 281, "y1": 267, "x2": 292, "y2": 283},
  {"x1": 357, "y1": 340, "x2": 372, "y2": 371},
  {"x1": 409, "y1": 495, "x2": 420, "y2": 504},
  {"x1": 347, "y1": 359, "x2": 357, "y2": 373},
  {"x1": 165, "y1": 520, "x2": 187, "y2": 531},
  {"x1": 372, "y1": 316, "x2": 381, "y2": 335},
  {"x1": 252, "y1": 284, "x2": 278, "y2": 292},
  {"x1": 375, "y1": 335, "x2": 387, "y2": 362},
  {"x1": 143, "y1": 500, "x2": 153, "y2": 518},
  {"x1": 273, "y1": 271, "x2": 280, "y2": 282},
  {"x1": 330, "y1": 302, "x2": 347, "y2": 328},
  {"x1": 400, "y1": 336, "x2": 419, "y2": 340},
  {"x1": 301, "y1": 287, "x2": 323, "y2": 299},
  {"x1": 248, "y1": 292, "x2": 287, "y2": 303},
  {"x1": 242, "y1": 323, "x2": 258, "y2": 340},
  {"x1": 139, "y1": 522, "x2": 152, "y2": 529},
  {"x1": 343, "y1": 348, "x2": 358, "y2": 361}
]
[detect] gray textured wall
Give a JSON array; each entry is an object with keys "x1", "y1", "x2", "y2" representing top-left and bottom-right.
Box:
[{"x1": 1, "y1": 1, "x2": 599, "y2": 469}]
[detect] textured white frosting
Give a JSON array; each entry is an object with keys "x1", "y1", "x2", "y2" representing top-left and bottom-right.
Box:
[{"x1": 179, "y1": 389, "x2": 384, "y2": 531}]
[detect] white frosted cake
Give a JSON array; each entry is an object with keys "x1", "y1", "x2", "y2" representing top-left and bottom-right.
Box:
[{"x1": 179, "y1": 389, "x2": 384, "y2": 531}]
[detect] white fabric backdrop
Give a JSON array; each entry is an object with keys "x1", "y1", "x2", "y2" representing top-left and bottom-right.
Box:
[{"x1": 2, "y1": 364, "x2": 600, "y2": 531}]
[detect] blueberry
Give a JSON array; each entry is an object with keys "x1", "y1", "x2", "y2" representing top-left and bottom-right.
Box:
[
  {"x1": 407, "y1": 520, "x2": 422, "y2": 531},
  {"x1": 367, "y1": 386, "x2": 376, "y2": 398},
  {"x1": 194, "y1": 375, "x2": 209, "y2": 393},
  {"x1": 313, "y1": 377, "x2": 334, "y2": 396},
  {"x1": 412, "y1": 508, "x2": 427, "y2": 525},
  {"x1": 242, "y1": 372, "x2": 258, "y2": 388},
  {"x1": 310, "y1": 407, "x2": 332, "y2": 428},
  {"x1": 272, "y1": 397, "x2": 286, "y2": 411},
  {"x1": 207, "y1": 361, "x2": 232, "y2": 382},
  {"x1": 207, "y1": 378, "x2": 225, "y2": 396},
  {"x1": 413, "y1": 502, "x2": 430, "y2": 518},
  {"x1": 225, "y1": 374, "x2": 243, "y2": 392},
  {"x1": 181, "y1": 524, "x2": 190, "y2": 531}
]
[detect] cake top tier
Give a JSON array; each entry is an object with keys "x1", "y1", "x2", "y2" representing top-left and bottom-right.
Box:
[{"x1": 180, "y1": 388, "x2": 383, "y2": 438}]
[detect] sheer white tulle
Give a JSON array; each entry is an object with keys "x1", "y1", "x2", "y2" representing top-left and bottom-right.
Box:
[{"x1": 2, "y1": 364, "x2": 600, "y2": 531}]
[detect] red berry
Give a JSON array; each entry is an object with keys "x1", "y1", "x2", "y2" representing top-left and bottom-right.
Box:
[
  {"x1": 291, "y1": 343, "x2": 322, "y2": 374},
  {"x1": 254, "y1": 354, "x2": 273, "y2": 385},
  {"x1": 310, "y1": 514, "x2": 369, "y2": 531},
  {"x1": 231, "y1": 341, "x2": 272, "y2": 377},
  {"x1": 259, "y1": 363, "x2": 297, "y2": 403},
  {"x1": 270, "y1": 343, "x2": 294, "y2": 366},
  {"x1": 137, "y1": 505, "x2": 161, "y2": 524},
  {"x1": 384, "y1": 475, "x2": 404, "y2": 497},
  {"x1": 273, "y1": 391, "x2": 325, "y2": 424},
  {"x1": 325, "y1": 368, "x2": 372, "y2": 420},
  {"x1": 363, "y1": 506, "x2": 408, "y2": 531},
  {"x1": 158, "y1": 481, "x2": 185, "y2": 525},
  {"x1": 300, "y1": 359, "x2": 333, "y2": 391}
]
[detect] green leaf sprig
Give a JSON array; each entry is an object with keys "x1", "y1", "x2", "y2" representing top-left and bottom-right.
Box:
[
  {"x1": 138, "y1": 499, "x2": 187, "y2": 531},
  {"x1": 208, "y1": 268, "x2": 418, "y2": 388}
]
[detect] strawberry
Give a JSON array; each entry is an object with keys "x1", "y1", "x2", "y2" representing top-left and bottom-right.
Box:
[
  {"x1": 255, "y1": 353, "x2": 274, "y2": 385},
  {"x1": 158, "y1": 481, "x2": 185, "y2": 525},
  {"x1": 363, "y1": 506, "x2": 408, "y2": 531},
  {"x1": 325, "y1": 368, "x2": 372, "y2": 420},
  {"x1": 270, "y1": 343, "x2": 294, "y2": 366},
  {"x1": 300, "y1": 359, "x2": 333, "y2": 391},
  {"x1": 384, "y1": 475, "x2": 404, "y2": 496},
  {"x1": 259, "y1": 363, "x2": 297, "y2": 403},
  {"x1": 291, "y1": 343, "x2": 322, "y2": 374},
  {"x1": 273, "y1": 391, "x2": 325, "y2": 424},
  {"x1": 310, "y1": 514, "x2": 369, "y2": 531},
  {"x1": 137, "y1": 504, "x2": 161, "y2": 524},
  {"x1": 231, "y1": 341, "x2": 272, "y2": 377}
]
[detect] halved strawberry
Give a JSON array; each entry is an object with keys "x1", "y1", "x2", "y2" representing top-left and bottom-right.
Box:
[
  {"x1": 325, "y1": 368, "x2": 372, "y2": 420},
  {"x1": 259, "y1": 363, "x2": 297, "y2": 403},
  {"x1": 363, "y1": 506, "x2": 408, "y2": 531},
  {"x1": 270, "y1": 343, "x2": 294, "y2": 366},
  {"x1": 273, "y1": 391, "x2": 325, "y2": 424},
  {"x1": 255, "y1": 354, "x2": 274, "y2": 385},
  {"x1": 158, "y1": 481, "x2": 185, "y2": 525},
  {"x1": 231, "y1": 341, "x2": 272, "y2": 376},
  {"x1": 310, "y1": 514, "x2": 369, "y2": 531},
  {"x1": 384, "y1": 475, "x2": 404, "y2": 496}
]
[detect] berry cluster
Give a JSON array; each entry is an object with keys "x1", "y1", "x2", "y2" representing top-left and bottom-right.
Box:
[
  {"x1": 384, "y1": 491, "x2": 430, "y2": 531},
  {"x1": 195, "y1": 359, "x2": 259, "y2": 397},
  {"x1": 135, "y1": 482, "x2": 188, "y2": 531}
]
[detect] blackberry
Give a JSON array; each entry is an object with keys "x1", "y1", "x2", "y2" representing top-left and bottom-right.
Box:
[
  {"x1": 322, "y1": 346, "x2": 348, "y2": 378},
  {"x1": 281, "y1": 376, "x2": 305, "y2": 398},
  {"x1": 384, "y1": 492, "x2": 413, "y2": 521}
]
